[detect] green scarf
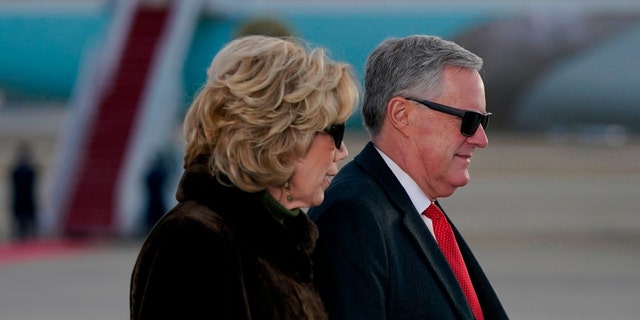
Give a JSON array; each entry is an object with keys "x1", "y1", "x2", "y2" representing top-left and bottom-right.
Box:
[{"x1": 261, "y1": 191, "x2": 300, "y2": 223}]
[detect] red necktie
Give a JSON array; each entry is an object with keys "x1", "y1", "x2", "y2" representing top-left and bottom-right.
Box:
[{"x1": 424, "y1": 204, "x2": 484, "y2": 320}]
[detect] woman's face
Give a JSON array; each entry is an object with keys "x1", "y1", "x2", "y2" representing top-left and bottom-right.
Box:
[{"x1": 286, "y1": 132, "x2": 349, "y2": 209}]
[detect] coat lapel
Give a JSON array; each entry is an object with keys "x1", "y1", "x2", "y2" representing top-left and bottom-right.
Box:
[{"x1": 354, "y1": 143, "x2": 473, "y2": 318}]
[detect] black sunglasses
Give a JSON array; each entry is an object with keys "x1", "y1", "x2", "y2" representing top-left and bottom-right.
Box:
[
  {"x1": 405, "y1": 97, "x2": 491, "y2": 137},
  {"x1": 324, "y1": 123, "x2": 345, "y2": 149}
]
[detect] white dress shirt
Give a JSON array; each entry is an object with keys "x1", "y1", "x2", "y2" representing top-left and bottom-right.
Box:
[{"x1": 374, "y1": 146, "x2": 437, "y2": 240}]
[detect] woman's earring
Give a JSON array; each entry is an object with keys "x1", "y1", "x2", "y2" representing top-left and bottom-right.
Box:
[{"x1": 284, "y1": 181, "x2": 293, "y2": 202}]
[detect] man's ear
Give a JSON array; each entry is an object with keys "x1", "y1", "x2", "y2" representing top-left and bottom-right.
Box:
[{"x1": 387, "y1": 97, "x2": 412, "y2": 137}]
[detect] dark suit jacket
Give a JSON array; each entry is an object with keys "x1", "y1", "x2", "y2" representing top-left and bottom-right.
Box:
[{"x1": 309, "y1": 142, "x2": 508, "y2": 320}]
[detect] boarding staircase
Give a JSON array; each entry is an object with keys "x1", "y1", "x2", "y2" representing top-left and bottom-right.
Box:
[{"x1": 63, "y1": 5, "x2": 171, "y2": 235}]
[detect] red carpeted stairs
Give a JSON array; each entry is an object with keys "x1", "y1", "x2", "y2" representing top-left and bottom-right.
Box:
[{"x1": 64, "y1": 6, "x2": 170, "y2": 236}]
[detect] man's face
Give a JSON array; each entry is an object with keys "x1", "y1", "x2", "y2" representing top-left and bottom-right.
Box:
[{"x1": 407, "y1": 67, "x2": 489, "y2": 199}]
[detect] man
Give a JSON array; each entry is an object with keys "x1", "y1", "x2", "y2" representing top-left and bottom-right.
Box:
[
  {"x1": 309, "y1": 35, "x2": 508, "y2": 319},
  {"x1": 10, "y1": 142, "x2": 38, "y2": 240}
]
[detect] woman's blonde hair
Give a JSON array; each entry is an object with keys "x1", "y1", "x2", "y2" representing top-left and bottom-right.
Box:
[{"x1": 183, "y1": 35, "x2": 359, "y2": 192}]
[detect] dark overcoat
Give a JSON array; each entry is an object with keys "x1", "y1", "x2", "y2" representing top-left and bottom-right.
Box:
[
  {"x1": 130, "y1": 158, "x2": 327, "y2": 319},
  {"x1": 309, "y1": 142, "x2": 509, "y2": 319}
]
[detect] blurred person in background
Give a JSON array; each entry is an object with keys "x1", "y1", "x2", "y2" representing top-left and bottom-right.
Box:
[
  {"x1": 9, "y1": 142, "x2": 38, "y2": 241},
  {"x1": 130, "y1": 35, "x2": 359, "y2": 319},
  {"x1": 142, "y1": 151, "x2": 168, "y2": 234},
  {"x1": 309, "y1": 35, "x2": 508, "y2": 319}
]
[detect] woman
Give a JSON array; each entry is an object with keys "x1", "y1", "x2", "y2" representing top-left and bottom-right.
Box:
[{"x1": 129, "y1": 35, "x2": 359, "y2": 319}]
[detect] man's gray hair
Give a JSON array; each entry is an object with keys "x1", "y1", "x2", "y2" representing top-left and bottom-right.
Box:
[{"x1": 362, "y1": 35, "x2": 483, "y2": 136}]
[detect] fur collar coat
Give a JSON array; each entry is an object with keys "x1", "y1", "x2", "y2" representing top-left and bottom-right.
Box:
[{"x1": 130, "y1": 158, "x2": 327, "y2": 319}]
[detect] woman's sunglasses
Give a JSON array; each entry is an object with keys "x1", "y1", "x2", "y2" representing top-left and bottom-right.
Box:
[
  {"x1": 405, "y1": 97, "x2": 491, "y2": 137},
  {"x1": 324, "y1": 123, "x2": 345, "y2": 149}
]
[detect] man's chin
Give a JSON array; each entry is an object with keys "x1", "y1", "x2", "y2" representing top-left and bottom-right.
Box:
[{"x1": 450, "y1": 175, "x2": 471, "y2": 189}]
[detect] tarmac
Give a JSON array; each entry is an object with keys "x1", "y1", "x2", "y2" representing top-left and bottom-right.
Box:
[{"x1": 0, "y1": 110, "x2": 639, "y2": 319}]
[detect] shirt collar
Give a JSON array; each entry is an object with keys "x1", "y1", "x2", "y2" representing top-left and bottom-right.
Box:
[{"x1": 374, "y1": 146, "x2": 432, "y2": 214}]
